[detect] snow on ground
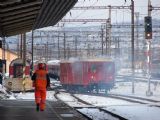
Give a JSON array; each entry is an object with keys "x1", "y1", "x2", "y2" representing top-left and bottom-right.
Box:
[
  {"x1": 104, "y1": 105, "x2": 160, "y2": 120},
  {"x1": 77, "y1": 108, "x2": 119, "y2": 120},
  {"x1": 110, "y1": 81, "x2": 160, "y2": 101},
  {"x1": 15, "y1": 92, "x2": 34, "y2": 100},
  {"x1": 58, "y1": 89, "x2": 160, "y2": 120},
  {"x1": 0, "y1": 84, "x2": 16, "y2": 100},
  {"x1": 15, "y1": 91, "x2": 57, "y2": 101},
  {"x1": 115, "y1": 68, "x2": 160, "y2": 100},
  {"x1": 74, "y1": 82, "x2": 160, "y2": 120},
  {"x1": 75, "y1": 94, "x2": 138, "y2": 107}
]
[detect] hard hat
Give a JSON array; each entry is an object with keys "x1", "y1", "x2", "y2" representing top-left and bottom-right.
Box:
[{"x1": 38, "y1": 63, "x2": 44, "y2": 69}]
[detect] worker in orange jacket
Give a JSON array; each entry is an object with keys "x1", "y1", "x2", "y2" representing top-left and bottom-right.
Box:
[{"x1": 32, "y1": 63, "x2": 50, "y2": 111}]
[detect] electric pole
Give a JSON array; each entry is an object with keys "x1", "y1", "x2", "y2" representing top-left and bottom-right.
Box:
[
  {"x1": 22, "y1": 33, "x2": 26, "y2": 87},
  {"x1": 20, "y1": 34, "x2": 23, "y2": 59},
  {"x1": 101, "y1": 27, "x2": 104, "y2": 55},
  {"x1": 63, "y1": 33, "x2": 66, "y2": 59},
  {"x1": 75, "y1": 36, "x2": 78, "y2": 57},
  {"x1": 131, "y1": 0, "x2": 135, "y2": 94},
  {"x1": 31, "y1": 30, "x2": 34, "y2": 74},
  {"x1": 108, "y1": 5, "x2": 112, "y2": 56},
  {"x1": 58, "y1": 32, "x2": 60, "y2": 59},
  {"x1": 135, "y1": 12, "x2": 140, "y2": 70},
  {"x1": 146, "y1": 0, "x2": 153, "y2": 96}
]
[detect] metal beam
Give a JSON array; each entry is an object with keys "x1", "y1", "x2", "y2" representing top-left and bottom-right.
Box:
[
  {"x1": 1, "y1": 11, "x2": 39, "y2": 22},
  {"x1": 50, "y1": 0, "x2": 76, "y2": 27},
  {"x1": 5, "y1": 28, "x2": 32, "y2": 36},
  {"x1": 5, "y1": 23, "x2": 33, "y2": 31},
  {"x1": 61, "y1": 19, "x2": 109, "y2": 22},
  {"x1": 73, "y1": 5, "x2": 131, "y2": 10},
  {"x1": 34, "y1": 0, "x2": 78, "y2": 29},
  {"x1": 2, "y1": 16, "x2": 36, "y2": 26},
  {"x1": 0, "y1": 1, "x2": 42, "y2": 12},
  {"x1": 0, "y1": 0, "x2": 21, "y2": 6},
  {"x1": 151, "y1": 7, "x2": 160, "y2": 10},
  {"x1": 3, "y1": 19, "x2": 34, "y2": 29},
  {"x1": 0, "y1": 6, "x2": 41, "y2": 17},
  {"x1": 35, "y1": 0, "x2": 55, "y2": 28}
]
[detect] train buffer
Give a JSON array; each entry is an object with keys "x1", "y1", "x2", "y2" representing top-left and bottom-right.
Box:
[{"x1": 0, "y1": 100, "x2": 88, "y2": 120}]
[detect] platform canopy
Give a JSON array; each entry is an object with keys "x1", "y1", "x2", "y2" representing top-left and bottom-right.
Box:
[{"x1": 0, "y1": 0, "x2": 77, "y2": 37}]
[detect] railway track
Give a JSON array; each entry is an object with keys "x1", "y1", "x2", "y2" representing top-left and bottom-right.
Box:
[
  {"x1": 12, "y1": 87, "x2": 160, "y2": 119},
  {"x1": 116, "y1": 75, "x2": 160, "y2": 83},
  {"x1": 55, "y1": 89, "x2": 128, "y2": 120},
  {"x1": 73, "y1": 91, "x2": 160, "y2": 107},
  {"x1": 107, "y1": 94, "x2": 160, "y2": 107},
  {"x1": 112, "y1": 93, "x2": 159, "y2": 103}
]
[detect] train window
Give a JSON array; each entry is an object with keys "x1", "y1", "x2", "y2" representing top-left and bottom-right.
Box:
[
  {"x1": 91, "y1": 64, "x2": 97, "y2": 73},
  {"x1": 13, "y1": 64, "x2": 23, "y2": 78},
  {"x1": 72, "y1": 62, "x2": 83, "y2": 77}
]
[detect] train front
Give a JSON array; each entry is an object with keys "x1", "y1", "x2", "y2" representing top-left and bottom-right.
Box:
[{"x1": 4, "y1": 58, "x2": 33, "y2": 92}]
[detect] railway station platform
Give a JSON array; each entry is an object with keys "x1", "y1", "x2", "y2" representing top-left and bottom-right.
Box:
[{"x1": 0, "y1": 100, "x2": 87, "y2": 120}]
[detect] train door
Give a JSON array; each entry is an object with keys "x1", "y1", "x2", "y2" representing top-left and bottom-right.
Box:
[
  {"x1": 73, "y1": 61, "x2": 83, "y2": 85},
  {"x1": 13, "y1": 63, "x2": 23, "y2": 78}
]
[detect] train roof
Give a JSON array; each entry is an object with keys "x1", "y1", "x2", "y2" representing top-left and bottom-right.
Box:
[
  {"x1": 81, "y1": 58, "x2": 113, "y2": 62},
  {"x1": 60, "y1": 58, "x2": 114, "y2": 63},
  {"x1": 47, "y1": 60, "x2": 60, "y2": 65},
  {"x1": 10, "y1": 58, "x2": 30, "y2": 66}
]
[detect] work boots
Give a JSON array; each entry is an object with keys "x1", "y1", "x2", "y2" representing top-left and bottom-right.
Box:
[{"x1": 36, "y1": 104, "x2": 40, "y2": 111}]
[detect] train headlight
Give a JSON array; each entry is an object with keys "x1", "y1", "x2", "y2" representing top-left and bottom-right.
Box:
[{"x1": 91, "y1": 76, "x2": 94, "y2": 79}]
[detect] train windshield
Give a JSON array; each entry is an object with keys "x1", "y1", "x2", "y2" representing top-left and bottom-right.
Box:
[
  {"x1": 89, "y1": 62, "x2": 114, "y2": 74},
  {"x1": 13, "y1": 64, "x2": 23, "y2": 78}
]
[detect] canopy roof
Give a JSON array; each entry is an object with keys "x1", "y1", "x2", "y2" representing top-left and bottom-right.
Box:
[{"x1": 0, "y1": 0, "x2": 77, "y2": 37}]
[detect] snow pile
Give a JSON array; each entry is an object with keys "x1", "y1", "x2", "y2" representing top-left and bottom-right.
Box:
[
  {"x1": 15, "y1": 92, "x2": 35, "y2": 100},
  {"x1": 0, "y1": 84, "x2": 16, "y2": 100}
]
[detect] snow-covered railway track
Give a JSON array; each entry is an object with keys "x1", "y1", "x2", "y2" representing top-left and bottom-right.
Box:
[
  {"x1": 55, "y1": 90, "x2": 128, "y2": 120},
  {"x1": 73, "y1": 93, "x2": 160, "y2": 120},
  {"x1": 53, "y1": 88, "x2": 160, "y2": 107},
  {"x1": 116, "y1": 75, "x2": 160, "y2": 83},
  {"x1": 71, "y1": 94, "x2": 127, "y2": 120},
  {"x1": 79, "y1": 92, "x2": 160, "y2": 107},
  {"x1": 107, "y1": 94, "x2": 160, "y2": 107}
]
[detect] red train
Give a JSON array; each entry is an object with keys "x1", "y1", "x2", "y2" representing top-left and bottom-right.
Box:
[
  {"x1": 60, "y1": 59, "x2": 115, "y2": 93},
  {"x1": 4, "y1": 58, "x2": 33, "y2": 91},
  {"x1": 47, "y1": 60, "x2": 60, "y2": 80}
]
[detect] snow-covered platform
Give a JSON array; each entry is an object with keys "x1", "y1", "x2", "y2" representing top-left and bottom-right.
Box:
[{"x1": 0, "y1": 100, "x2": 87, "y2": 120}]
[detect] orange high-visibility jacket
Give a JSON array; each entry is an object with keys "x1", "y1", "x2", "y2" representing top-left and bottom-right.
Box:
[{"x1": 32, "y1": 69, "x2": 50, "y2": 90}]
